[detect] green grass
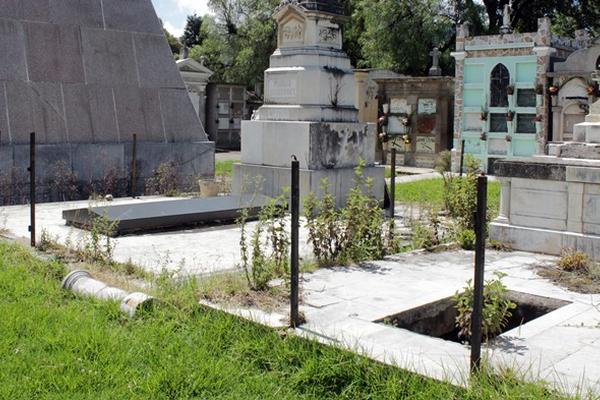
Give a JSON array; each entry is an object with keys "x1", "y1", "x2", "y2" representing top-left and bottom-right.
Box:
[
  {"x1": 395, "y1": 178, "x2": 501, "y2": 218},
  {"x1": 216, "y1": 160, "x2": 235, "y2": 177},
  {"x1": 0, "y1": 241, "x2": 578, "y2": 399}
]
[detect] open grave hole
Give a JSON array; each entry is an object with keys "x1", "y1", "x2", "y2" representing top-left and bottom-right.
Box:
[{"x1": 376, "y1": 291, "x2": 571, "y2": 344}]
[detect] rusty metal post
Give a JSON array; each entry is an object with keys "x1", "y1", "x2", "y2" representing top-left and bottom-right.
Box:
[
  {"x1": 470, "y1": 174, "x2": 487, "y2": 373},
  {"x1": 389, "y1": 147, "x2": 396, "y2": 218},
  {"x1": 28, "y1": 132, "x2": 36, "y2": 247},
  {"x1": 459, "y1": 139, "x2": 466, "y2": 177},
  {"x1": 290, "y1": 157, "x2": 300, "y2": 328},
  {"x1": 131, "y1": 134, "x2": 137, "y2": 198}
]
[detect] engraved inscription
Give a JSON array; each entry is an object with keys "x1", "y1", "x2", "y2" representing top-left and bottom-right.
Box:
[
  {"x1": 390, "y1": 98, "x2": 412, "y2": 114},
  {"x1": 418, "y1": 98, "x2": 436, "y2": 114},
  {"x1": 268, "y1": 77, "x2": 297, "y2": 100},
  {"x1": 416, "y1": 137, "x2": 436, "y2": 153}
]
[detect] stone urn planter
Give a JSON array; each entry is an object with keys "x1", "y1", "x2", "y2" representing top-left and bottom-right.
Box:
[{"x1": 199, "y1": 178, "x2": 220, "y2": 198}]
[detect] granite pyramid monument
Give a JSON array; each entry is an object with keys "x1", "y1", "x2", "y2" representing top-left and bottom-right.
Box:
[{"x1": 0, "y1": 0, "x2": 214, "y2": 203}]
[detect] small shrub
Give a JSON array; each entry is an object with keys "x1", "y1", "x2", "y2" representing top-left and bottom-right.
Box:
[
  {"x1": 304, "y1": 161, "x2": 398, "y2": 267},
  {"x1": 238, "y1": 193, "x2": 289, "y2": 291},
  {"x1": 489, "y1": 240, "x2": 512, "y2": 252},
  {"x1": 410, "y1": 220, "x2": 439, "y2": 250},
  {"x1": 304, "y1": 183, "x2": 345, "y2": 266},
  {"x1": 558, "y1": 248, "x2": 590, "y2": 272},
  {"x1": 456, "y1": 228, "x2": 476, "y2": 251},
  {"x1": 81, "y1": 214, "x2": 119, "y2": 264},
  {"x1": 47, "y1": 160, "x2": 79, "y2": 201},
  {"x1": 454, "y1": 272, "x2": 516, "y2": 342},
  {"x1": 38, "y1": 229, "x2": 60, "y2": 252},
  {"x1": 146, "y1": 162, "x2": 180, "y2": 196},
  {"x1": 436, "y1": 152, "x2": 483, "y2": 231}
]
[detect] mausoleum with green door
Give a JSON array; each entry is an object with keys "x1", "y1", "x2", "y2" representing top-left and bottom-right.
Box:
[{"x1": 451, "y1": 16, "x2": 585, "y2": 172}]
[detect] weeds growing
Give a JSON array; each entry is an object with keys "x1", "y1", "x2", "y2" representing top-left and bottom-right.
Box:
[{"x1": 305, "y1": 162, "x2": 399, "y2": 267}]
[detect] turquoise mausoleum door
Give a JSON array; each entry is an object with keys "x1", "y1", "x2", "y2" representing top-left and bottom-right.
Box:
[{"x1": 459, "y1": 56, "x2": 539, "y2": 172}]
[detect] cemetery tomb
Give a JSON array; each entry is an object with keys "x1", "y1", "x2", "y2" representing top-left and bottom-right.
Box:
[
  {"x1": 491, "y1": 49, "x2": 600, "y2": 260},
  {"x1": 233, "y1": 0, "x2": 384, "y2": 207},
  {"x1": 451, "y1": 12, "x2": 586, "y2": 172},
  {"x1": 375, "y1": 75, "x2": 454, "y2": 168}
]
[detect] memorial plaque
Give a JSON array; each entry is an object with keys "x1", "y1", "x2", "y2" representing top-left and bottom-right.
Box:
[
  {"x1": 464, "y1": 113, "x2": 481, "y2": 131},
  {"x1": 415, "y1": 155, "x2": 435, "y2": 168},
  {"x1": 417, "y1": 115, "x2": 436, "y2": 134},
  {"x1": 218, "y1": 118, "x2": 229, "y2": 130},
  {"x1": 388, "y1": 116, "x2": 407, "y2": 134},
  {"x1": 488, "y1": 138, "x2": 507, "y2": 155},
  {"x1": 418, "y1": 98, "x2": 436, "y2": 114},
  {"x1": 218, "y1": 102, "x2": 230, "y2": 114},
  {"x1": 390, "y1": 98, "x2": 411, "y2": 114},
  {"x1": 416, "y1": 136, "x2": 436, "y2": 153},
  {"x1": 268, "y1": 76, "x2": 297, "y2": 100}
]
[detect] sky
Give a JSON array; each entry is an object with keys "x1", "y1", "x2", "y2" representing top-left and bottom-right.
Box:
[{"x1": 151, "y1": 0, "x2": 212, "y2": 38}]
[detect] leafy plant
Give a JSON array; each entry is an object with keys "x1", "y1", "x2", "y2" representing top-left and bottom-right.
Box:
[
  {"x1": 47, "y1": 160, "x2": 79, "y2": 201},
  {"x1": 38, "y1": 229, "x2": 60, "y2": 252},
  {"x1": 454, "y1": 272, "x2": 516, "y2": 342},
  {"x1": 145, "y1": 162, "x2": 180, "y2": 197},
  {"x1": 558, "y1": 248, "x2": 590, "y2": 272},
  {"x1": 304, "y1": 161, "x2": 398, "y2": 267},
  {"x1": 455, "y1": 228, "x2": 476, "y2": 251},
  {"x1": 410, "y1": 220, "x2": 439, "y2": 250},
  {"x1": 238, "y1": 193, "x2": 289, "y2": 291},
  {"x1": 441, "y1": 153, "x2": 481, "y2": 231},
  {"x1": 81, "y1": 214, "x2": 119, "y2": 264}
]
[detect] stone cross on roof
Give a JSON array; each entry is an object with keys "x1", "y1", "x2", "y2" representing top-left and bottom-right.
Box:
[
  {"x1": 500, "y1": 4, "x2": 512, "y2": 34},
  {"x1": 429, "y1": 47, "x2": 442, "y2": 76}
]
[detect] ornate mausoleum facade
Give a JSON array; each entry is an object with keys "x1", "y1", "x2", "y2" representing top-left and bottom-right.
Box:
[{"x1": 451, "y1": 15, "x2": 588, "y2": 172}]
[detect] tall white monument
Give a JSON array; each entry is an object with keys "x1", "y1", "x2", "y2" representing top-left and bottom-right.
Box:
[{"x1": 233, "y1": 0, "x2": 383, "y2": 206}]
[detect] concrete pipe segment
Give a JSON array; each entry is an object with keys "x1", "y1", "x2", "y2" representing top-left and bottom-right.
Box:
[{"x1": 62, "y1": 270, "x2": 155, "y2": 317}]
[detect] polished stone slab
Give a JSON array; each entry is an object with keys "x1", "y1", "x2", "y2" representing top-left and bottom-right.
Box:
[{"x1": 63, "y1": 195, "x2": 274, "y2": 235}]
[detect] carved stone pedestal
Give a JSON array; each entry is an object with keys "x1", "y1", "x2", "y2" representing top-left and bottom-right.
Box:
[{"x1": 234, "y1": 0, "x2": 383, "y2": 206}]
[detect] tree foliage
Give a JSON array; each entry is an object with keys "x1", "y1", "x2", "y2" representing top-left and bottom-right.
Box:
[
  {"x1": 482, "y1": 0, "x2": 600, "y2": 35},
  {"x1": 181, "y1": 14, "x2": 206, "y2": 49},
  {"x1": 349, "y1": 0, "x2": 455, "y2": 76},
  {"x1": 182, "y1": 0, "x2": 600, "y2": 87},
  {"x1": 160, "y1": 19, "x2": 182, "y2": 58},
  {"x1": 189, "y1": 0, "x2": 278, "y2": 88}
]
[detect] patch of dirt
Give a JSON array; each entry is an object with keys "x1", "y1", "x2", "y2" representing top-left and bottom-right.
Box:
[
  {"x1": 201, "y1": 288, "x2": 289, "y2": 313},
  {"x1": 536, "y1": 264, "x2": 600, "y2": 294}
]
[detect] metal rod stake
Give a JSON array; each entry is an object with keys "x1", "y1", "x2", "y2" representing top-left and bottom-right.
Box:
[
  {"x1": 28, "y1": 132, "x2": 36, "y2": 247},
  {"x1": 131, "y1": 134, "x2": 137, "y2": 198},
  {"x1": 290, "y1": 157, "x2": 300, "y2": 328},
  {"x1": 389, "y1": 147, "x2": 396, "y2": 218},
  {"x1": 470, "y1": 174, "x2": 487, "y2": 373},
  {"x1": 459, "y1": 139, "x2": 466, "y2": 177}
]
